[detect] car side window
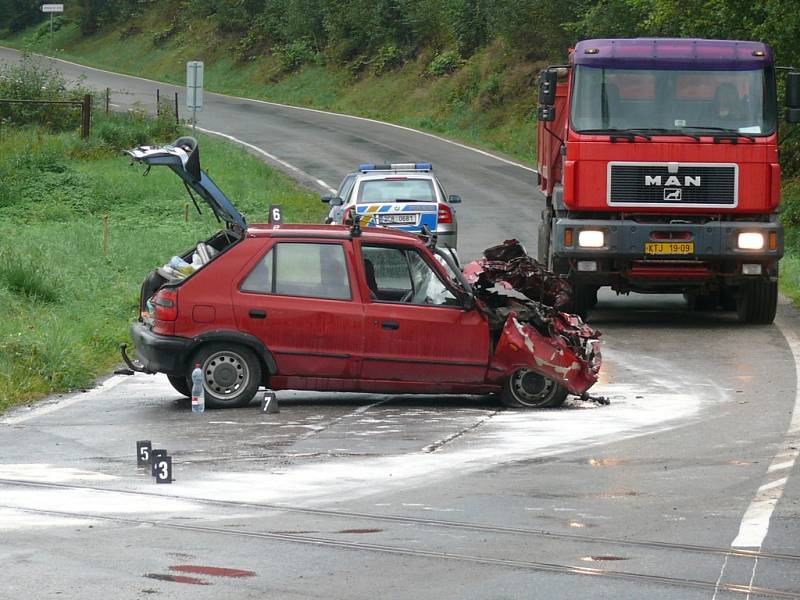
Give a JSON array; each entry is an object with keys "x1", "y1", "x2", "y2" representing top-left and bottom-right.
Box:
[
  {"x1": 338, "y1": 174, "x2": 357, "y2": 202},
  {"x1": 362, "y1": 245, "x2": 458, "y2": 306},
  {"x1": 241, "y1": 242, "x2": 351, "y2": 300}
]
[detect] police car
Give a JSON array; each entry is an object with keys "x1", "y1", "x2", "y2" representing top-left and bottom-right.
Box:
[{"x1": 323, "y1": 163, "x2": 461, "y2": 248}]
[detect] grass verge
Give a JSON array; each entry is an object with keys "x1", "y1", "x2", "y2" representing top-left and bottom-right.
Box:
[{"x1": 0, "y1": 117, "x2": 324, "y2": 412}]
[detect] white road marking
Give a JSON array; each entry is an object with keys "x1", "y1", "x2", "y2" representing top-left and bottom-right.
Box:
[
  {"x1": 0, "y1": 375, "x2": 128, "y2": 425},
  {"x1": 766, "y1": 459, "x2": 795, "y2": 473},
  {"x1": 194, "y1": 125, "x2": 337, "y2": 194},
  {"x1": 729, "y1": 316, "x2": 800, "y2": 550},
  {"x1": 0, "y1": 46, "x2": 537, "y2": 175}
]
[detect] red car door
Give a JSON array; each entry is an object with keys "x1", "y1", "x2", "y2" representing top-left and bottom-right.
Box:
[
  {"x1": 232, "y1": 239, "x2": 364, "y2": 379},
  {"x1": 358, "y1": 243, "x2": 490, "y2": 384}
]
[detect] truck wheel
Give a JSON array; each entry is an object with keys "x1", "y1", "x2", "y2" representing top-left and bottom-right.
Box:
[
  {"x1": 167, "y1": 375, "x2": 191, "y2": 397},
  {"x1": 688, "y1": 292, "x2": 717, "y2": 311},
  {"x1": 720, "y1": 288, "x2": 737, "y2": 311},
  {"x1": 192, "y1": 343, "x2": 262, "y2": 408},
  {"x1": 564, "y1": 284, "x2": 594, "y2": 320},
  {"x1": 500, "y1": 369, "x2": 568, "y2": 408},
  {"x1": 736, "y1": 280, "x2": 778, "y2": 324}
]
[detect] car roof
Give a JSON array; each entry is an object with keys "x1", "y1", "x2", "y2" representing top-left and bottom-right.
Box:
[{"x1": 246, "y1": 224, "x2": 424, "y2": 244}]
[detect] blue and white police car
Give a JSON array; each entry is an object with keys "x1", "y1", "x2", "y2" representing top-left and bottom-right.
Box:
[{"x1": 323, "y1": 163, "x2": 462, "y2": 248}]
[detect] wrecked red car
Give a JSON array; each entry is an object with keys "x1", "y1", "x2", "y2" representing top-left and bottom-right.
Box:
[{"x1": 121, "y1": 137, "x2": 601, "y2": 409}]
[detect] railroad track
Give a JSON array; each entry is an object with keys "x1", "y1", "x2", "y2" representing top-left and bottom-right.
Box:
[{"x1": 2, "y1": 477, "x2": 799, "y2": 598}]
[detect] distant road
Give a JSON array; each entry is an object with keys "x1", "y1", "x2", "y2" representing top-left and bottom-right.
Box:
[{"x1": 0, "y1": 46, "x2": 540, "y2": 257}]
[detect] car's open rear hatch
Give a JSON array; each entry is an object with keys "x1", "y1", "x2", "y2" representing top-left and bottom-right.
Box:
[{"x1": 126, "y1": 136, "x2": 247, "y2": 231}]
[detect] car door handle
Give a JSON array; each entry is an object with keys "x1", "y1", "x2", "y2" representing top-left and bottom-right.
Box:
[
  {"x1": 249, "y1": 309, "x2": 267, "y2": 319},
  {"x1": 381, "y1": 321, "x2": 399, "y2": 330}
]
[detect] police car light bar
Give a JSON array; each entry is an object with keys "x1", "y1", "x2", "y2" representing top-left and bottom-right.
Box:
[{"x1": 359, "y1": 162, "x2": 432, "y2": 172}]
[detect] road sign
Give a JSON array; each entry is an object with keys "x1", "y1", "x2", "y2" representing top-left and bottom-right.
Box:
[
  {"x1": 41, "y1": 4, "x2": 64, "y2": 12},
  {"x1": 186, "y1": 61, "x2": 204, "y2": 111}
]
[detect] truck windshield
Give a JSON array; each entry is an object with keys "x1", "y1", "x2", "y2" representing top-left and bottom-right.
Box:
[{"x1": 570, "y1": 65, "x2": 776, "y2": 136}]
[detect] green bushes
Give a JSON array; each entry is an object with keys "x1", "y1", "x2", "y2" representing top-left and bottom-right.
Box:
[{"x1": 427, "y1": 51, "x2": 464, "y2": 77}]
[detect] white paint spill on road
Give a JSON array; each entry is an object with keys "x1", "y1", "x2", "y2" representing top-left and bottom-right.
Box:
[
  {"x1": 1, "y1": 375, "x2": 128, "y2": 425},
  {"x1": 0, "y1": 507, "x2": 94, "y2": 530},
  {"x1": 0, "y1": 347, "x2": 710, "y2": 527}
]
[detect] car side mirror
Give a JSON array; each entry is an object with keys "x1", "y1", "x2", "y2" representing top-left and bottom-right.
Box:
[
  {"x1": 323, "y1": 196, "x2": 344, "y2": 206},
  {"x1": 448, "y1": 194, "x2": 462, "y2": 204},
  {"x1": 786, "y1": 72, "x2": 800, "y2": 122}
]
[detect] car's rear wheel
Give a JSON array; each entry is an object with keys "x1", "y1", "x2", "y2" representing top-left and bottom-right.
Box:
[
  {"x1": 500, "y1": 369, "x2": 568, "y2": 408},
  {"x1": 192, "y1": 344, "x2": 261, "y2": 408},
  {"x1": 167, "y1": 375, "x2": 191, "y2": 397}
]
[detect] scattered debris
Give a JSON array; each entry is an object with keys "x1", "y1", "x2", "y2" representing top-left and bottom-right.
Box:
[{"x1": 464, "y1": 239, "x2": 602, "y2": 397}]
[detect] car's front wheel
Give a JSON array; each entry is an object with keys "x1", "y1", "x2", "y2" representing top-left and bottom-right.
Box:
[
  {"x1": 191, "y1": 343, "x2": 262, "y2": 408},
  {"x1": 500, "y1": 369, "x2": 568, "y2": 408}
]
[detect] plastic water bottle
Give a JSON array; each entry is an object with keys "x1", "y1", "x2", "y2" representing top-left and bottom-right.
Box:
[{"x1": 191, "y1": 363, "x2": 205, "y2": 413}]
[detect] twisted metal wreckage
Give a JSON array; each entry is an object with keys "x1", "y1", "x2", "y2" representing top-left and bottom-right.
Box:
[{"x1": 463, "y1": 239, "x2": 607, "y2": 404}]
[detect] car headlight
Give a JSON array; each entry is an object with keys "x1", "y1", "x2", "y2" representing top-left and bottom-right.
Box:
[
  {"x1": 578, "y1": 230, "x2": 605, "y2": 248},
  {"x1": 737, "y1": 232, "x2": 764, "y2": 250}
]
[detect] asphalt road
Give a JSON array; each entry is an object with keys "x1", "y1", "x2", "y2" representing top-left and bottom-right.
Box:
[{"x1": 1, "y1": 47, "x2": 800, "y2": 599}]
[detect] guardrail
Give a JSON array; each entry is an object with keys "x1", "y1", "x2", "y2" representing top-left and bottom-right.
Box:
[{"x1": 0, "y1": 93, "x2": 92, "y2": 138}]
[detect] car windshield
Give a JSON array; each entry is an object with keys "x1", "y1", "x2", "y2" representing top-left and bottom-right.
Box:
[
  {"x1": 356, "y1": 178, "x2": 436, "y2": 204},
  {"x1": 570, "y1": 65, "x2": 776, "y2": 136}
]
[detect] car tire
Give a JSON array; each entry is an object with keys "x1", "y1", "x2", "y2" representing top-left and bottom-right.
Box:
[
  {"x1": 500, "y1": 369, "x2": 568, "y2": 409},
  {"x1": 737, "y1": 280, "x2": 778, "y2": 324},
  {"x1": 167, "y1": 375, "x2": 191, "y2": 397},
  {"x1": 192, "y1": 343, "x2": 262, "y2": 408}
]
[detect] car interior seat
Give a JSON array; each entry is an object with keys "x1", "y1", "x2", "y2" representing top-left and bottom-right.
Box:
[{"x1": 363, "y1": 258, "x2": 379, "y2": 299}]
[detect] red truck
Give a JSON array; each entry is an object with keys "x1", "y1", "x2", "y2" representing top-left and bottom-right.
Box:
[{"x1": 536, "y1": 38, "x2": 800, "y2": 323}]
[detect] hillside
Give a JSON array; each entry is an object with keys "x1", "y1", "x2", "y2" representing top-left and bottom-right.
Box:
[{"x1": 3, "y1": 0, "x2": 800, "y2": 302}]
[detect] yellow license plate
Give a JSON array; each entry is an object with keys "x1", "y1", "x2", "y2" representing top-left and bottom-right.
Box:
[{"x1": 645, "y1": 242, "x2": 694, "y2": 255}]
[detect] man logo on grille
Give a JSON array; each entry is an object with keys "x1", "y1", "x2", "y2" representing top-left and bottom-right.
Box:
[{"x1": 664, "y1": 188, "x2": 682, "y2": 201}]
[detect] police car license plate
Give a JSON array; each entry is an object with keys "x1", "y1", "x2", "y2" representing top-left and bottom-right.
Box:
[
  {"x1": 645, "y1": 242, "x2": 694, "y2": 255},
  {"x1": 379, "y1": 214, "x2": 416, "y2": 225}
]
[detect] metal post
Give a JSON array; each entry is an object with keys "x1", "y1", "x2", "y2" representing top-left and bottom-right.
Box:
[
  {"x1": 105, "y1": 87, "x2": 110, "y2": 114},
  {"x1": 174, "y1": 92, "x2": 179, "y2": 125},
  {"x1": 192, "y1": 105, "x2": 196, "y2": 133},
  {"x1": 81, "y1": 94, "x2": 91, "y2": 138},
  {"x1": 103, "y1": 214, "x2": 109, "y2": 257},
  {"x1": 156, "y1": 88, "x2": 160, "y2": 117}
]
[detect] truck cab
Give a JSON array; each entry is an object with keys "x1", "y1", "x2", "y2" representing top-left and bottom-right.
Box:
[{"x1": 537, "y1": 38, "x2": 800, "y2": 323}]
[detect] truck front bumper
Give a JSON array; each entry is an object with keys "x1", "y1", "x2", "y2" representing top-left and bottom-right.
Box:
[{"x1": 551, "y1": 217, "x2": 783, "y2": 289}]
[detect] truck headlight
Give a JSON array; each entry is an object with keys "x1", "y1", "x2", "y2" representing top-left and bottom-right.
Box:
[
  {"x1": 578, "y1": 230, "x2": 605, "y2": 248},
  {"x1": 737, "y1": 232, "x2": 764, "y2": 250}
]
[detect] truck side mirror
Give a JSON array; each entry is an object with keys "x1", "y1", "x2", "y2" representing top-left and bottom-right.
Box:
[
  {"x1": 538, "y1": 105, "x2": 556, "y2": 122},
  {"x1": 786, "y1": 73, "x2": 800, "y2": 122},
  {"x1": 538, "y1": 70, "x2": 557, "y2": 106}
]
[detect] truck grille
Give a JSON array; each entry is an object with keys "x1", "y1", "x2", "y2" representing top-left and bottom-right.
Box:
[{"x1": 608, "y1": 163, "x2": 737, "y2": 207}]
